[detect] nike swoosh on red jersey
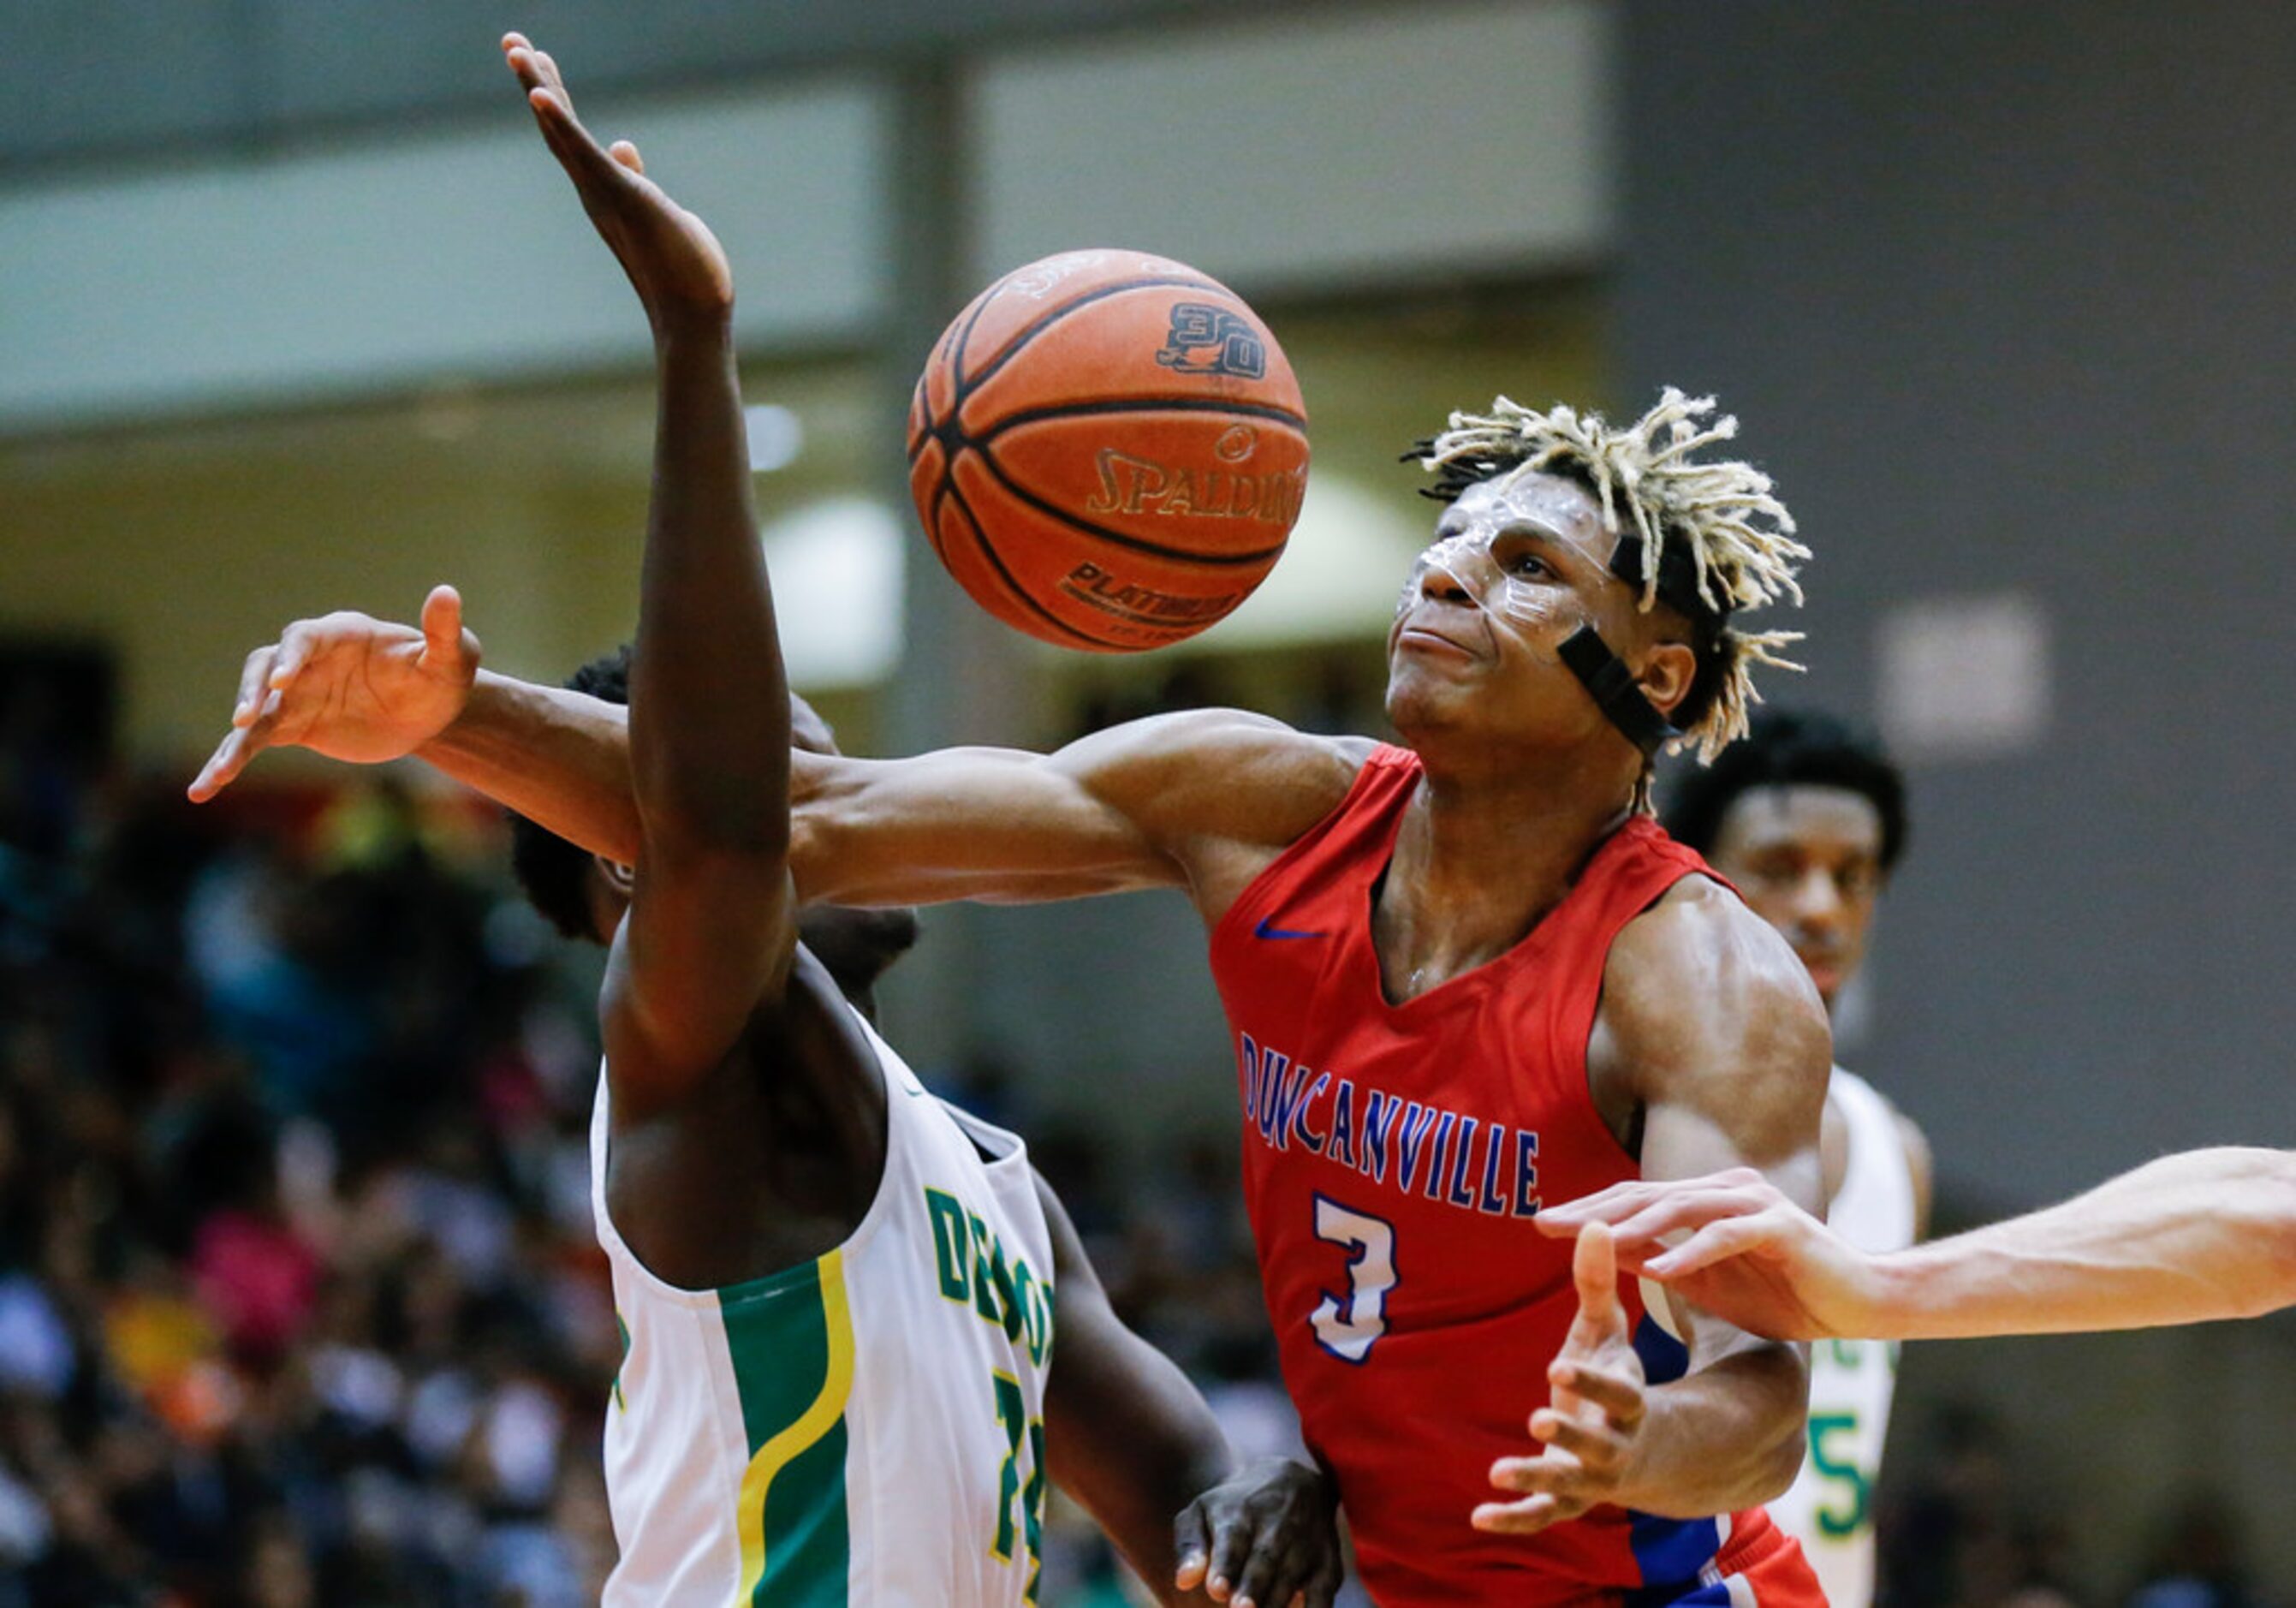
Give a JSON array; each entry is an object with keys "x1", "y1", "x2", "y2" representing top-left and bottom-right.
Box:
[{"x1": 1253, "y1": 914, "x2": 1325, "y2": 940}]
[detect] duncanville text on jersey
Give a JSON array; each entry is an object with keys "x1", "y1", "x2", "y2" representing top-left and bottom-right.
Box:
[{"x1": 1239, "y1": 1033, "x2": 1542, "y2": 1221}]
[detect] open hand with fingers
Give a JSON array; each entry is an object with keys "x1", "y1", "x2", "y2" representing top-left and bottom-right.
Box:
[
  {"x1": 1172, "y1": 1457, "x2": 1343, "y2": 1608},
  {"x1": 1473, "y1": 1224, "x2": 1649, "y2": 1536},
  {"x1": 1535, "y1": 1167, "x2": 1875, "y2": 1342},
  {"x1": 187, "y1": 585, "x2": 479, "y2": 801},
  {"x1": 502, "y1": 33, "x2": 733, "y2": 335}
]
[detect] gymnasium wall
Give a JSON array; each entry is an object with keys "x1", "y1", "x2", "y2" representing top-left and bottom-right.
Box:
[
  {"x1": 1616, "y1": 3, "x2": 2296, "y2": 1590},
  {"x1": 1616, "y1": 0, "x2": 2296, "y2": 1214},
  {"x1": 0, "y1": 1, "x2": 1611, "y2": 762},
  {"x1": 0, "y1": 0, "x2": 1332, "y2": 169}
]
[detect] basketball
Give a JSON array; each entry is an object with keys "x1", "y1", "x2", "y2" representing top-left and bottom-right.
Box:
[{"x1": 907, "y1": 249, "x2": 1309, "y2": 652}]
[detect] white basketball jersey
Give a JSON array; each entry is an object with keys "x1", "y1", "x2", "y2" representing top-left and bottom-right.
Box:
[
  {"x1": 590, "y1": 1009, "x2": 1056, "y2": 1607},
  {"x1": 1767, "y1": 1067, "x2": 1917, "y2": 1608}
]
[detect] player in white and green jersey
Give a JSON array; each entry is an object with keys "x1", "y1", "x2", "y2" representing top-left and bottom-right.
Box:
[
  {"x1": 589, "y1": 1001, "x2": 1066, "y2": 1604},
  {"x1": 195, "y1": 39, "x2": 1343, "y2": 1608}
]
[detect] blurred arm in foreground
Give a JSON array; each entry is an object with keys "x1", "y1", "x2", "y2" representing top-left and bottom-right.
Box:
[{"x1": 1537, "y1": 1147, "x2": 2296, "y2": 1340}]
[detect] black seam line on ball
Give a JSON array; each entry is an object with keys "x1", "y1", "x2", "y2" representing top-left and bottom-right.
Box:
[
  {"x1": 978, "y1": 396, "x2": 1308, "y2": 440},
  {"x1": 954, "y1": 275, "x2": 1225, "y2": 405},
  {"x1": 925, "y1": 468, "x2": 955, "y2": 569},
  {"x1": 943, "y1": 474, "x2": 1108, "y2": 648}
]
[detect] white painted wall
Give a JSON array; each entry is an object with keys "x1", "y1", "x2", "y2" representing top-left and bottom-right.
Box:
[
  {"x1": 0, "y1": 82, "x2": 890, "y2": 433},
  {"x1": 968, "y1": 0, "x2": 1615, "y2": 290},
  {"x1": 0, "y1": 1, "x2": 1615, "y2": 436}
]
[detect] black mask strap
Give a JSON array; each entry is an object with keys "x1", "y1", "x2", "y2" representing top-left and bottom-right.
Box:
[{"x1": 1558, "y1": 624, "x2": 1680, "y2": 761}]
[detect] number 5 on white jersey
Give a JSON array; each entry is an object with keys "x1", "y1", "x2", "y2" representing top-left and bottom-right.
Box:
[{"x1": 1310, "y1": 1195, "x2": 1397, "y2": 1364}]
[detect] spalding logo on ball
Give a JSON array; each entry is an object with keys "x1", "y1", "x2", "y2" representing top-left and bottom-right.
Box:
[{"x1": 907, "y1": 249, "x2": 1308, "y2": 652}]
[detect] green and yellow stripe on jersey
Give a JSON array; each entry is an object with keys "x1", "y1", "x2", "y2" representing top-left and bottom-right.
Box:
[{"x1": 724, "y1": 1248, "x2": 856, "y2": 1605}]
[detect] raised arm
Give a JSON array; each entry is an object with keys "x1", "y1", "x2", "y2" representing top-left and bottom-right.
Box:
[
  {"x1": 1541, "y1": 1146, "x2": 2296, "y2": 1341},
  {"x1": 505, "y1": 37, "x2": 794, "y2": 1114},
  {"x1": 1479, "y1": 880, "x2": 1829, "y2": 1535}
]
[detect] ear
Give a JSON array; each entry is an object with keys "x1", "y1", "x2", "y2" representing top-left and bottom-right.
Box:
[
  {"x1": 1636, "y1": 640, "x2": 1698, "y2": 720},
  {"x1": 592, "y1": 855, "x2": 635, "y2": 896}
]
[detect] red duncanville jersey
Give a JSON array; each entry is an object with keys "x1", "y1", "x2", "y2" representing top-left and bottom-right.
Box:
[{"x1": 1209, "y1": 745, "x2": 1814, "y2": 1608}]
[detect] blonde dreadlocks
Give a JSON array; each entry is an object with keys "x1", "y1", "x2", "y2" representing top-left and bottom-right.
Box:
[{"x1": 1409, "y1": 388, "x2": 1809, "y2": 767}]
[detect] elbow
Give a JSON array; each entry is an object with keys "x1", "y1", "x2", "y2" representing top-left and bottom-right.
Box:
[
  {"x1": 1748, "y1": 1412, "x2": 1809, "y2": 1505},
  {"x1": 1743, "y1": 1343, "x2": 1814, "y2": 1505}
]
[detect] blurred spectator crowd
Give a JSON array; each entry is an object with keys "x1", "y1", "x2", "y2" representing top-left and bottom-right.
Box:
[{"x1": 0, "y1": 696, "x2": 622, "y2": 1605}]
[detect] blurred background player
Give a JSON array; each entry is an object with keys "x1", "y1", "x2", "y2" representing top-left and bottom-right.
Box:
[
  {"x1": 195, "y1": 390, "x2": 1836, "y2": 1608},
  {"x1": 1664, "y1": 707, "x2": 1933, "y2": 1608},
  {"x1": 195, "y1": 36, "x2": 1344, "y2": 1608}
]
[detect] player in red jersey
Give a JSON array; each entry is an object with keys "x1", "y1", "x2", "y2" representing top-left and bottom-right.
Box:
[{"x1": 195, "y1": 392, "x2": 1832, "y2": 1606}]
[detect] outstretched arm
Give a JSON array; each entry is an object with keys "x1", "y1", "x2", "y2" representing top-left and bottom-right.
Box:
[
  {"x1": 1036, "y1": 1177, "x2": 1342, "y2": 1608},
  {"x1": 434, "y1": 693, "x2": 1335, "y2": 914},
  {"x1": 1540, "y1": 1146, "x2": 2296, "y2": 1341},
  {"x1": 198, "y1": 625, "x2": 1362, "y2": 924},
  {"x1": 785, "y1": 711, "x2": 1363, "y2": 916},
  {"x1": 443, "y1": 694, "x2": 1366, "y2": 918},
  {"x1": 504, "y1": 35, "x2": 794, "y2": 1114}
]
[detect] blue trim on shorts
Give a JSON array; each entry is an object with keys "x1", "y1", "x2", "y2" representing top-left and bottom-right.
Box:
[
  {"x1": 1627, "y1": 1576, "x2": 1734, "y2": 1608},
  {"x1": 1627, "y1": 1510, "x2": 1723, "y2": 1589},
  {"x1": 1621, "y1": 1315, "x2": 1720, "y2": 1592}
]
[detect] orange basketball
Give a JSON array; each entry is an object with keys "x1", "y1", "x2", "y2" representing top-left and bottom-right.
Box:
[{"x1": 907, "y1": 249, "x2": 1309, "y2": 652}]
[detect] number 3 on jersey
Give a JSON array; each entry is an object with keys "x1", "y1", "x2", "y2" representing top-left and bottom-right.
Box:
[{"x1": 1310, "y1": 1195, "x2": 1396, "y2": 1363}]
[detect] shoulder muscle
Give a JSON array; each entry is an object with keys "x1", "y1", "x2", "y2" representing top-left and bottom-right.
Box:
[
  {"x1": 1593, "y1": 877, "x2": 1831, "y2": 1186},
  {"x1": 1050, "y1": 709, "x2": 1369, "y2": 920},
  {"x1": 789, "y1": 712, "x2": 1367, "y2": 920},
  {"x1": 1054, "y1": 709, "x2": 1365, "y2": 846}
]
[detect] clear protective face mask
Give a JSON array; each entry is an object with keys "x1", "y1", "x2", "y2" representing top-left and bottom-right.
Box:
[
  {"x1": 1392, "y1": 477, "x2": 1689, "y2": 759},
  {"x1": 1395, "y1": 479, "x2": 1617, "y2": 638}
]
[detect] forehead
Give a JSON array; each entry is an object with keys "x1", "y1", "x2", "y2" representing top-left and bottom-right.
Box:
[
  {"x1": 1442, "y1": 473, "x2": 1611, "y2": 538},
  {"x1": 1431, "y1": 473, "x2": 1615, "y2": 562},
  {"x1": 1713, "y1": 783, "x2": 1885, "y2": 861}
]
